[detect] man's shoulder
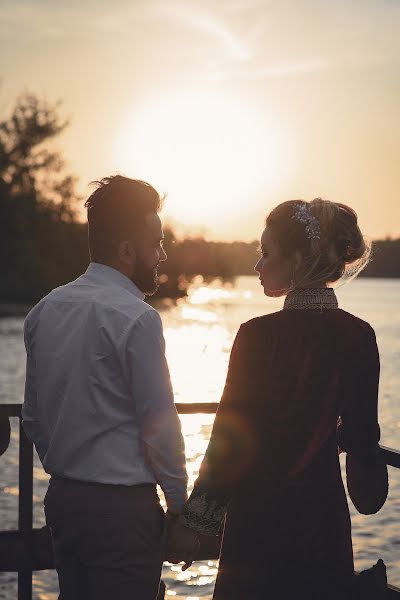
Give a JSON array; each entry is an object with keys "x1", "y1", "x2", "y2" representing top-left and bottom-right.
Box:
[
  {"x1": 24, "y1": 276, "x2": 84, "y2": 317},
  {"x1": 110, "y1": 299, "x2": 159, "y2": 329},
  {"x1": 22, "y1": 260, "x2": 163, "y2": 334},
  {"x1": 24, "y1": 283, "x2": 69, "y2": 328},
  {"x1": 96, "y1": 286, "x2": 156, "y2": 322},
  {"x1": 98, "y1": 299, "x2": 162, "y2": 344},
  {"x1": 24, "y1": 278, "x2": 157, "y2": 330},
  {"x1": 82, "y1": 287, "x2": 162, "y2": 336}
]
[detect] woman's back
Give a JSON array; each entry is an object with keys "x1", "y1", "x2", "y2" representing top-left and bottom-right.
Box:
[
  {"x1": 237, "y1": 305, "x2": 380, "y2": 485},
  {"x1": 201, "y1": 294, "x2": 381, "y2": 599}
]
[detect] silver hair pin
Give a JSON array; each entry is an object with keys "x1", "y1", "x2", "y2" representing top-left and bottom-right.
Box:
[{"x1": 291, "y1": 203, "x2": 321, "y2": 239}]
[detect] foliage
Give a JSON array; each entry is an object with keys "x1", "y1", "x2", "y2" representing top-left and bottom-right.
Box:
[
  {"x1": 158, "y1": 235, "x2": 259, "y2": 284},
  {"x1": 0, "y1": 93, "x2": 86, "y2": 302}
]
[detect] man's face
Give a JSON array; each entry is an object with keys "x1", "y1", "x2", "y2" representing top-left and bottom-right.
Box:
[{"x1": 131, "y1": 213, "x2": 167, "y2": 296}]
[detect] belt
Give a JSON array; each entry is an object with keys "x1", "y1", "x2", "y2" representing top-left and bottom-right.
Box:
[{"x1": 50, "y1": 473, "x2": 156, "y2": 491}]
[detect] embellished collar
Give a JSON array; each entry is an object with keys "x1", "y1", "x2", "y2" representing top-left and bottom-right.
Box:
[{"x1": 283, "y1": 287, "x2": 338, "y2": 311}]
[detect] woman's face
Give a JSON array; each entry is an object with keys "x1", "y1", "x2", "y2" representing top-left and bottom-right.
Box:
[{"x1": 254, "y1": 227, "x2": 298, "y2": 297}]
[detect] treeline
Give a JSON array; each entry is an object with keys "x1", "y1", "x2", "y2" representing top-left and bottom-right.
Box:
[
  {"x1": 0, "y1": 93, "x2": 399, "y2": 305},
  {"x1": 159, "y1": 236, "x2": 400, "y2": 283},
  {"x1": 361, "y1": 240, "x2": 400, "y2": 278},
  {"x1": 158, "y1": 234, "x2": 260, "y2": 291}
]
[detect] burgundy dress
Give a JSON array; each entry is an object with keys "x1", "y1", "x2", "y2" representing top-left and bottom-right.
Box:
[{"x1": 179, "y1": 288, "x2": 382, "y2": 600}]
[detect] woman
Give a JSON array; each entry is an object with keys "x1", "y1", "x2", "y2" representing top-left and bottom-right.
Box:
[{"x1": 168, "y1": 199, "x2": 388, "y2": 599}]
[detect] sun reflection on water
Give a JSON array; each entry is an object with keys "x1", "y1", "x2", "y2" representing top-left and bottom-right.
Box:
[
  {"x1": 165, "y1": 324, "x2": 231, "y2": 406},
  {"x1": 180, "y1": 306, "x2": 219, "y2": 323},
  {"x1": 189, "y1": 285, "x2": 235, "y2": 305},
  {"x1": 188, "y1": 281, "x2": 255, "y2": 307}
]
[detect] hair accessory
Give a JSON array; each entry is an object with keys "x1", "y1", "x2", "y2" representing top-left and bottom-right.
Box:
[{"x1": 291, "y1": 203, "x2": 321, "y2": 239}]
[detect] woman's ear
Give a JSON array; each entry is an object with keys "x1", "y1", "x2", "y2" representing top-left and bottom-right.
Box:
[{"x1": 118, "y1": 240, "x2": 136, "y2": 270}]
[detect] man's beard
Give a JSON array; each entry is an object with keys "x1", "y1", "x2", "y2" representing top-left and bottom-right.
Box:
[{"x1": 130, "y1": 256, "x2": 160, "y2": 296}]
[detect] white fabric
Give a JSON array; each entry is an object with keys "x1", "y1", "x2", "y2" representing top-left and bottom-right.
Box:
[{"x1": 22, "y1": 262, "x2": 188, "y2": 512}]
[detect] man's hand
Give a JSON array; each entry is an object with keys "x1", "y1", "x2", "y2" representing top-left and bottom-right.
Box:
[{"x1": 164, "y1": 513, "x2": 200, "y2": 571}]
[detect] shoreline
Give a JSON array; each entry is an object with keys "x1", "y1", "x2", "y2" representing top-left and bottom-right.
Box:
[{"x1": 0, "y1": 274, "x2": 398, "y2": 318}]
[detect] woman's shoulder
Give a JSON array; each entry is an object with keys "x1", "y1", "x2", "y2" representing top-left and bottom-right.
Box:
[
  {"x1": 240, "y1": 309, "x2": 376, "y2": 341},
  {"x1": 336, "y1": 309, "x2": 377, "y2": 339},
  {"x1": 239, "y1": 311, "x2": 284, "y2": 335}
]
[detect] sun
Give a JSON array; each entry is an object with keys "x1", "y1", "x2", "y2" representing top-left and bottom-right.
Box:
[{"x1": 111, "y1": 88, "x2": 291, "y2": 229}]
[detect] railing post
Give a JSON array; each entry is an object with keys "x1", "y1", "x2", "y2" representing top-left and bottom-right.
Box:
[{"x1": 18, "y1": 417, "x2": 33, "y2": 600}]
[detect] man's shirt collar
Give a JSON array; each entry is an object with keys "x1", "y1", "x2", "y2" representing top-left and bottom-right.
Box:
[{"x1": 85, "y1": 262, "x2": 145, "y2": 301}]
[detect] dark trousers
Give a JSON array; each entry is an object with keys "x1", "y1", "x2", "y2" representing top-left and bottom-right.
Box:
[{"x1": 44, "y1": 475, "x2": 165, "y2": 600}]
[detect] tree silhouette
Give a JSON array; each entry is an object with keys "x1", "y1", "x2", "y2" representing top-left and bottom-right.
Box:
[{"x1": 0, "y1": 93, "x2": 86, "y2": 302}]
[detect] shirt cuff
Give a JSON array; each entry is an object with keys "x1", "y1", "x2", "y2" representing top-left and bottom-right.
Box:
[{"x1": 166, "y1": 494, "x2": 188, "y2": 515}]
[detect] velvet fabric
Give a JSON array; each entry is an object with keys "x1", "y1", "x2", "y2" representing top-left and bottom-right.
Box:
[{"x1": 186, "y1": 306, "x2": 381, "y2": 600}]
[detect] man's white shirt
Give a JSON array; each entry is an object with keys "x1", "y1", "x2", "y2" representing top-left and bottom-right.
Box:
[{"x1": 22, "y1": 262, "x2": 188, "y2": 513}]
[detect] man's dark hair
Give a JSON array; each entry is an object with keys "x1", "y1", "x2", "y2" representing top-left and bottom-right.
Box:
[{"x1": 84, "y1": 175, "x2": 163, "y2": 262}]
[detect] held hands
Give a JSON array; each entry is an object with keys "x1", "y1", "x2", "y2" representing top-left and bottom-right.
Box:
[{"x1": 164, "y1": 512, "x2": 200, "y2": 571}]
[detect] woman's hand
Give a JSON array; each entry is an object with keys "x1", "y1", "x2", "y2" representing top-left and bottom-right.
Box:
[{"x1": 164, "y1": 514, "x2": 200, "y2": 571}]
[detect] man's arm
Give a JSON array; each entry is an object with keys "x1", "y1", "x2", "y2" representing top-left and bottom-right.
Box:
[
  {"x1": 21, "y1": 318, "x2": 48, "y2": 463},
  {"x1": 123, "y1": 309, "x2": 188, "y2": 514}
]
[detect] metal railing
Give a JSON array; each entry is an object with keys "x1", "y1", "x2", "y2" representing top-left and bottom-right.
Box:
[{"x1": 1, "y1": 402, "x2": 400, "y2": 599}]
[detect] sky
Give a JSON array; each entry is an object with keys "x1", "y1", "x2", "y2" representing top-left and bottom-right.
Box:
[{"x1": 1, "y1": 0, "x2": 400, "y2": 241}]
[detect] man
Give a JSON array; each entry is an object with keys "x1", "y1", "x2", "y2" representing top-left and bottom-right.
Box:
[{"x1": 22, "y1": 175, "x2": 189, "y2": 599}]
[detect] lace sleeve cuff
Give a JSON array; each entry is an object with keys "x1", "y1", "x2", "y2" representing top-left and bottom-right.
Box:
[{"x1": 178, "y1": 493, "x2": 227, "y2": 536}]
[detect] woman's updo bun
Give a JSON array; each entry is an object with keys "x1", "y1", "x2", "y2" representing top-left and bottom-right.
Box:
[
  {"x1": 266, "y1": 198, "x2": 371, "y2": 288},
  {"x1": 328, "y1": 201, "x2": 366, "y2": 263}
]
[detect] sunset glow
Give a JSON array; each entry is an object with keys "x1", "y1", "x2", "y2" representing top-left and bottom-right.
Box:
[
  {"x1": 2, "y1": 1, "x2": 400, "y2": 240},
  {"x1": 111, "y1": 89, "x2": 291, "y2": 226}
]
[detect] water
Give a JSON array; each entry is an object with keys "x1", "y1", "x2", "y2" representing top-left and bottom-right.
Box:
[{"x1": 0, "y1": 276, "x2": 399, "y2": 599}]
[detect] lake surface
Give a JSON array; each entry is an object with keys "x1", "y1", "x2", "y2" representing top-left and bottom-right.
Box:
[{"x1": 0, "y1": 276, "x2": 399, "y2": 599}]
